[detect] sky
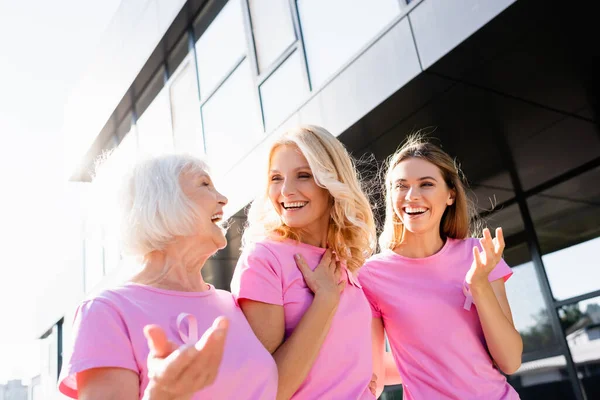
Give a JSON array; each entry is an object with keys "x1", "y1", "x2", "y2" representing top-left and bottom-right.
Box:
[{"x1": 0, "y1": 0, "x2": 121, "y2": 384}]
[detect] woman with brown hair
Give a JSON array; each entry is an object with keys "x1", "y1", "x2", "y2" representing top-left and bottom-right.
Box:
[{"x1": 361, "y1": 134, "x2": 522, "y2": 399}]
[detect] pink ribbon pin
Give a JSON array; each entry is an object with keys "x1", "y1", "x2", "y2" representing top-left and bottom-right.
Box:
[
  {"x1": 463, "y1": 281, "x2": 473, "y2": 311},
  {"x1": 176, "y1": 313, "x2": 198, "y2": 345}
]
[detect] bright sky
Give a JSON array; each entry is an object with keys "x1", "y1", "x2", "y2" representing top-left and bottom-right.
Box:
[{"x1": 0, "y1": 0, "x2": 121, "y2": 385}]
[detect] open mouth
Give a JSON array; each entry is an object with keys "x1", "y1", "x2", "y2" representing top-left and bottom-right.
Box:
[
  {"x1": 211, "y1": 213, "x2": 223, "y2": 224},
  {"x1": 403, "y1": 206, "x2": 428, "y2": 216},
  {"x1": 282, "y1": 201, "x2": 308, "y2": 211}
]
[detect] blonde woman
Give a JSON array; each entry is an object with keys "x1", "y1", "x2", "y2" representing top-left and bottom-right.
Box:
[
  {"x1": 230, "y1": 125, "x2": 377, "y2": 400},
  {"x1": 360, "y1": 135, "x2": 522, "y2": 399}
]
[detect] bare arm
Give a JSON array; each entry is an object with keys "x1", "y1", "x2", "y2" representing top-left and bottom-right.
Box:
[
  {"x1": 468, "y1": 228, "x2": 522, "y2": 375},
  {"x1": 239, "y1": 250, "x2": 344, "y2": 400},
  {"x1": 471, "y1": 278, "x2": 523, "y2": 374},
  {"x1": 77, "y1": 367, "x2": 139, "y2": 400}
]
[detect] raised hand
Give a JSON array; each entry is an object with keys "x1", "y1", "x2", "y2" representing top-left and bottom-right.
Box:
[
  {"x1": 294, "y1": 248, "x2": 346, "y2": 307},
  {"x1": 142, "y1": 317, "x2": 229, "y2": 400},
  {"x1": 466, "y1": 227, "x2": 505, "y2": 289}
]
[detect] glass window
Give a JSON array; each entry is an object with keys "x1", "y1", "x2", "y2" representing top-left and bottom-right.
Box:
[
  {"x1": 504, "y1": 254, "x2": 574, "y2": 400},
  {"x1": 559, "y1": 296, "x2": 600, "y2": 399},
  {"x1": 196, "y1": 0, "x2": 247, "y2": 98},
  {"x1": 298, "y1": 0, "x2": 401, "y2": 88},
  {"x1": 136, "y1": 87, "x2": 174, "y2": 156},
  {"x1": 543, "y1": 237, "x2": 600, "y2": 301},
  {"x1": 248, "y1": 0, "x2": 296, "y2": 72},
  {"x1": 201, "y1": 59, "x2": 262, "y2": 174},
  {"x1": 507, "y1": 117, "x2": 600, "y2": 190},
  {"x1": 170, "y1": 59, "x2": 205, "y2": 155},
  {"x1": 506, "y1": 261, "x2": 561, "y2": 354},
  {"x1": 527, "y1": 167, "x2": 600, "y2": 300},
  {"x1": 260, "y1": 50, "x2": 309, "y2": 132}
]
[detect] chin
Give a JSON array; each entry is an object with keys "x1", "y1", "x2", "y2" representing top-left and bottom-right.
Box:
[{"x1": 214, "y1": 235, "x2": 227, "y2": 250}]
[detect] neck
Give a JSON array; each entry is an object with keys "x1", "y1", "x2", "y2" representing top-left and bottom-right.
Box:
[
  {"x1": 133, "y1": 237, "x2": 212, "y2": 291},
  {"x1": 296, "y1": 219, "x2": 329, "y2": 248},
  {"x1": 393, "y1": 228, "x2": 445, "y2": 258}
]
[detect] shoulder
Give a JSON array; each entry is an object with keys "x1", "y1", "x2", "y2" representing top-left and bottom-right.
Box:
[
  {"x1": 77, "y1": 284, "x2": 151, "y2": 319},
  {"x1": 359, "y1": 251, "x2": 394, "y2": 284},
  {"x1": 363, "y1": 250, "x2": 395, "y2": 268},
  {"x1": 445, "y1": 237, "x2": 479, "y2": 256},
  {"x1": 240, "y1": 238, "x2": 289, "y2": 266}
]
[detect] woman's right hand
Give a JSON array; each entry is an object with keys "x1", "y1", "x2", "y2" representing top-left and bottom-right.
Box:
[
  {"x1": 294, "y1": 249, "x2": 346, "y2": 308},
  {"x1": 142, "y1": 317, "x2": 229, "y2": 400}
]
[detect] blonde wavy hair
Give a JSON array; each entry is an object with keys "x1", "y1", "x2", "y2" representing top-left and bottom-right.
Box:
[
  {"x1": 379, "y1": 133, "x2": 477, "y2": 250},
  {"x1": 242, "y1": 125, "x2": 376, "y2": 273}
]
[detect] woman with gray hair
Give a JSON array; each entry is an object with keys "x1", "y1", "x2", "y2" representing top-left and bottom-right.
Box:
[{"x1": 58, "y1": 154, "x2": 278, "y2": 399}]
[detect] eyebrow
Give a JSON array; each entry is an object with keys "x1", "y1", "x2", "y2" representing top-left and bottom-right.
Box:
[
  {"x1": 395, "y1": 176, "x2": 438, "y2": 182},
  {"x1": 269, "y1": 166, "x2": 311, "y2": 173}
]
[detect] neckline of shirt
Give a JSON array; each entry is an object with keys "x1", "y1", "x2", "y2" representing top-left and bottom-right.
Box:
[
  {"x1": 123, "y1": 282, "x2": 217, "y2": 297},
  {"x1": 384, "y1": 237, "x2": 456, "y2": 263}
]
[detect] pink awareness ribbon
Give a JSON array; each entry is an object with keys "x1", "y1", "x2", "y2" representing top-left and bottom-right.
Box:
[
  {"x1": 176, "y1": 313, "x2": 198, "y2": 345},
  {"x1": 463, "y1": 281, "x2": 473, "y2": 311}
]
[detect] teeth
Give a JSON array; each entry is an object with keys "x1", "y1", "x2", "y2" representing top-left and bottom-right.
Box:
[
  {"x1": 283, "y1": 202, "x2": 307, "y2": 209},
  {"x1": 211, "y1": 213, "x2": 223, "y2": 221},
  {"x1": 404, "y1": 207, "x2": 427, "y2": 213}
]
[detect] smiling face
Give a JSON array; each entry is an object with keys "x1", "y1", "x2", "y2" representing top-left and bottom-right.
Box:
[
  {"x1": 268, "y1": 145, "x2": 331, "y2": 239},
  {"x1": 390, "y1": 157, "x2": 455, "y2": 237},
  {"x1": 180, "y1": 168, "x2": 228, "y2": 251}
]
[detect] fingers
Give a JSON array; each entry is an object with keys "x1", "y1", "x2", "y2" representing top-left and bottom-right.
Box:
[
  {"x1": 369, "y1": 373, "x2": 378, "y2": 396},
  {"x1": 337, "y1": 279, "x2": 347, "y2": 293},
  {"x1": 294, "y1": 253, "x2": 311, "y2": 278},
  {"x1": 149, "y1": 317, "x2": 229, "y2": 395},
  {"x1": 321, "y1": 248, "x2": 333, "y2": 268},
  {"x1": 472, "y1": 246, "x2": 483, "y2": 269},
  {"x1": 187, "y1": 317, "x2": 229, "y2": 391},
  {"x1": 494, "y1": 227, "x2": 505, "y2": 254},
  {"x1": 144, "y1": 324, "x2": 176, "y2": 358}
]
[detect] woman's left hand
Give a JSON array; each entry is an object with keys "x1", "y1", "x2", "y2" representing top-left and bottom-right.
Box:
[
  {"x1": 465, "y1": 227, "x2": 505, "y2": 289},
  {"x1": 368, "y1": 373, "x2": 378, "y2": 396},
  {"x1": 142, "y1": 317, "x2": 229, "y2": 400}
]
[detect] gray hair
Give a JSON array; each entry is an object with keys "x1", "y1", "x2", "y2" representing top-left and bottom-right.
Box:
[{"x1": 93, "y1": 153, "x2": 209, "y2": 257}]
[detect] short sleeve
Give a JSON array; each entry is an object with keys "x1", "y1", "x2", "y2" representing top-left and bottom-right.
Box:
[
  {"x1": 489, "y1": 258, "x2": 513, "y2": 282},
  {"x1": 357, "y1": 265, "x2": 382, "y2": 318},
  {"x1": 58, "y1": 299, "x2": 138, "y2": 398},
  {"x1": 230, "y1": 243, "x2": 284, "y2": 306}
]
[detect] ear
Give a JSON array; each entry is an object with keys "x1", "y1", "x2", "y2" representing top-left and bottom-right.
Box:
[{"x1": 447, "y1": 189, "x2": 456, "y2": 206}]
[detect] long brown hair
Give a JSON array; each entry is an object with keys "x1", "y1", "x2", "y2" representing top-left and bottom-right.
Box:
[{"x1": 379, "y1": 133, "x2": 476, "y2": 250}]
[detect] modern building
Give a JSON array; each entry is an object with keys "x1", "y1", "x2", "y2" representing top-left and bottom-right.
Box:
[
  {"x1": 36, "y1": 0, "x2": 599, "y2": 399},
  {"x1": 27, "y1": 376, "x2": 41, "y2": 400},
  {"x1": 0, "y1": 380, "x2": 28, "y2": 400}
]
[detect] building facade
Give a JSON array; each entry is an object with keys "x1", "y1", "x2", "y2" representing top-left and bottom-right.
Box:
[
  {"x1": 37, "y1": 0, "x2": 599, "y2": 399},
  {"x1": 0, "y1": 380, "x2": 28, "y2": 400}
]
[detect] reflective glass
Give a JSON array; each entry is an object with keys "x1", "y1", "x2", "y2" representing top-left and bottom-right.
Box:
[
  {"x1": 170, "y1": 59, "x2": 204, "y2": 155},
  {"x1": 136, "y1": 87, "x2": 174, "y2": 156}
]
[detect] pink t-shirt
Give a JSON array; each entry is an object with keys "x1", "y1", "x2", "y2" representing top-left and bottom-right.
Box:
[
  {"x1": 58, "y1": 283, "x2": 278, "y2": 399},
  {"x1": 359, "y1": 237, "x2": 519, "y2": 400},
  {"x1": 230, "y1": 238, "x2": 375, "y2": 400}
]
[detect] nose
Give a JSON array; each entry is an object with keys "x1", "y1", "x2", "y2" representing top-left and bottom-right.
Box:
[
  {"x1": 405, "y1": 185, "x2": 420, "y2": 201},
  {"x1": 217, "y1": 191, "x2": 228, "y2": 205},
  {"x1": 281, "y1": 178, "x2": 296, "y2": 197}
]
